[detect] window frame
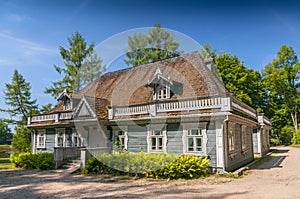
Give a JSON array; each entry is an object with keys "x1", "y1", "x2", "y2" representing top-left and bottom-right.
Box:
[
  {"x1": 241, "y1": 126, "x2": 247, "y2": 151},
  {"x1": 154, "y1": 79, "x2": 171, "y2": 100},
  {"x1": 187, "y1": 128, "x2": 203, "y2": 152},
  {"x1": 114, "y1": 130, "x2": 128, "y2": 151},
  {"x1": 37, "y1": 129, "x2": 46, "y2": 149},
  {"x1": 228, "y1": 129, "x2": 235, "y2": 152},
  {"x1": 149, "y1": 129, "x2": 166, "y2": 153},
  {"x1": 72, "y1": 132, "x2": 82, "y2": 147},
  {"x1": 55, "y1": 128, "x2": 65, "y2": 147}
]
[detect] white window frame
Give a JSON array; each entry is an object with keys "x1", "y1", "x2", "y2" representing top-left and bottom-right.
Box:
[
  {"x1": 154, "y1": 80, "x2": 171, "y2": 100},
  {"x1": 187, "y1": 128, "x2": 203, "y2": 152},
  {"x1": 72, "y1": 132, "x2": 82, "y2": 147},
  {"x1": 37, "y1": 129, "x2": 46, "y2": 149},
  {"x1": 55, "y1": 128, "x2": 65, "y2": 147},
  {"x1": 114, "y1": 130, "x2": 128, "y2": 151},
  {"x1": 147, "y1": 127, "x2": 167, "y2": 153}
]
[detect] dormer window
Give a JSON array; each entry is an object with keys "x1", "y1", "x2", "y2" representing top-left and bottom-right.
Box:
[
  {"x1": 148, "y1": 68, "x2": 173, "y2": 100},
  {"x1": 58, "y1": 89, "x2": 72, "y2": 110}
]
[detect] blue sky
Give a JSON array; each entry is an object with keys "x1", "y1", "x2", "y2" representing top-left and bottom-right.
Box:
[{"x1": 1, "y1": 0, "x2": 300, "y2": 121}]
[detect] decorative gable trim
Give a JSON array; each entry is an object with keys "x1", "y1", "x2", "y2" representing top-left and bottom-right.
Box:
[
  {"x1": 147, "y1": 68, "x2": 173, "y2": 86},
  {"x1": 73, "y1": 96, "x2": 97, "y2": 119}
]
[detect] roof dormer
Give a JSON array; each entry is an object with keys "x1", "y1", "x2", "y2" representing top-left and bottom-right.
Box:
[
  {"x1": 58, "y1": 89, "x2": 72, "y2": 110},
  {"x1": 148, "y1": 68, "x2": 173, "y2": 100}
]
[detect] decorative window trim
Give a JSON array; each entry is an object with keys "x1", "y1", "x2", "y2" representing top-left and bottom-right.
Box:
[
  {"x1": 228, "y1": 130, "x2": 235, "y2": 152},
  {"x1": 113, "y1": 130, "x2": 128, "y2": 151},
  {"x1": 186, "y1": 128, "x2": 203, "y2": 152},
  {"x1": 37, "y1": 129, "x2": 46, "y2": 149},
  {"x1": 147, "y1": 126, "x2": 167, "y2": 153},
  {"x1": 241, "y1": 126, "x2": 247, "y2": 151},
  {"x1": 72, "y1": 131, "x2": 82, "y2": 147},
  {"x1": 55, "y1": 128, "x2": 65, "y2": 147}
]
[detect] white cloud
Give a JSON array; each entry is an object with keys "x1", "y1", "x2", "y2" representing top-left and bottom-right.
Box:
[
  {"x1": 5, "y1": 13, "x2": 31, "y2": 23},
  {"x1": 0, "y1": 31, "x2": 57, "y2": 56}
]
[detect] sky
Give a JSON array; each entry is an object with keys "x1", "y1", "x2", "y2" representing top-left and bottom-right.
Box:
[{"x1": 1, "y1": 0, "x2": 300, "y2": 122}]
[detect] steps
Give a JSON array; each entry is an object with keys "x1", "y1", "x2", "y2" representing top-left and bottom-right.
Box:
[{"x1": 60, "y1": 160, "x2": 81, "y2": 174}]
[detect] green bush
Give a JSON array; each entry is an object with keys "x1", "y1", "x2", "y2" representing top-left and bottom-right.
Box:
[
  {"x1": 292, "y1": 129, "x2": 300, "y2": 144},
  {"x1": 10, "y1": 152, "x2": 54, "y2": 170},
  {"x1": 84, "y1": 152, "x2": 210, "y2": 180}
]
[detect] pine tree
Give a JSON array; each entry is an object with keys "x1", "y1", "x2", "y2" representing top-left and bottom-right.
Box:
[
  {"x1": 45, "y1": 32, "x2": 105, "y2": 98},
  {"x1": 125, "y1": 23, "x2": 181, "y2": 67},
  {"x1": 0, "y1": 69, "x2": 38, "y2": 124}
]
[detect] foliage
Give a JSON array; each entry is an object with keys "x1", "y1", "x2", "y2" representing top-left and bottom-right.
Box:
[
  {"x1": 263, "y1": 45, "x2": 300, "y2": 132},
  {"x1": 292, "y1": 129, "x2": 300, "y2": 144},
  {"x1": 199, "y1": 42, "x2": 217, "y2": 59},
  {"x1": 125, "y1": 23, "x2": 181, "y2": 67},
  {"x1": 0, "y1": 158, "x2": 15, "y2": 170},
  {"x1": 45, "y1": 32, "x2": 105, "y2": 98},
  {"x1": 215, "y1": 53, "x2": 265, "y2": 109},
  {"x1": 10, "y1": 152, "x2": 54, "y2": 170},
  {"x1": 0, "y1": 119, "x2": 12, "y2": 144},
  {"x1": 84, "y1": 153, "x2": 210, "y2": 180},
  {"x1": 40, "y1": 103, "x2": 53, "y2": 114},
  {"x1": 11, "y1": 125, "x2": 31, "y2": 155},
  {"x1": 0, "y1": 145, "x2": 12, "y2": 158},
  {"x1": 0, "y1": 70, "x2": 38, "y2": 124},
  {"x1": 278, "y1": 125, "x2": 294, "y2": 145}
]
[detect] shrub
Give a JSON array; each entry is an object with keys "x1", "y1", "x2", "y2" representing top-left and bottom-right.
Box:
[
  {"x1": 83, "y1": 152, "x2": 210, "y2": 180},
  {"x1": 292, "y1": 129, "x2": 300, "y2": 144},
  {"x1": 10, "y1": 152, "x2": 54, "y2": 170}
]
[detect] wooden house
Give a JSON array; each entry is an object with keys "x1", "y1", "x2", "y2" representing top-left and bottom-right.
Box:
[{"x1": 27, "y1": 52, "x2": 271, "y2": 172}]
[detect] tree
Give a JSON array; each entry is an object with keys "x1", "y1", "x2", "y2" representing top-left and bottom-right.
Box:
[
  {"x1": 0, "y1": 119, "x2": 12, "y2": 144},
  {"x1": 0, "y1": 69, "x2": 38, "y2": 124},
  {"x1": 45, "y1": 32, "x2": 104, "y2": 98},
  {"x1": 215, "y1": 53, "x2": 265, "y2": 109},
  {"x1": 40, "y1": 103, "x2": 53, "y2": 114},
  {"x1": 125, "y1": 23, "x2": 181, "y2": 67},
  {"x1": 12, "y1": 125, "x2": 31, "y2": 154},
  {"x1": 263, "y1": 45, "x2": 300, "y2": 133},
  {"x1": 199, "y1": 42, "x2": 217, "y2": 59}
]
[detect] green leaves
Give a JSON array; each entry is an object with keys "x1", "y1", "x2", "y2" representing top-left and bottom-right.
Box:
[
  {"x1": 125, "y1": 23, "x2": 181, "y2": 67},
  {"x1": 1, "y1": 69, "x2": 38, "y2": 124},
  {"x1": 45, "y1": 32, "x2": 104, "y2": 98},
  {"x1": 84, "y1": 153, "x2": 210, "y2": 180},
  {"x1": 11, "y1": 152, "x2": 54, "y2": 170}
]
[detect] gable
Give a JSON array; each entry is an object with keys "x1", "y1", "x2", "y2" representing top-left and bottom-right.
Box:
[{"x1": 73, "y1": 97, "x2": 96, "y2": 119}]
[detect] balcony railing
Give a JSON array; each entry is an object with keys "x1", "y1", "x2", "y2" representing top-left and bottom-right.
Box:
[
  {"x1": 109, "y1": 97, "x2": 230, "y2": 119},
  {"x1": 28, "y1": 111, "x2": 73, "y2": 124}
]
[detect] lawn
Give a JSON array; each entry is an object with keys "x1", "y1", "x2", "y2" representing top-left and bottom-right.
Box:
[
  {"x1": 0, "y1": 158, "x2": 15, "y2": 170},
  {"x1": 0, "y1": 145, "x2": 15, "y2": 169}
]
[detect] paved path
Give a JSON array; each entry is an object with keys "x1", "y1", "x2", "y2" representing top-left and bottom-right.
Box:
[{"x1": 0, "y1": 146, "x2": 299, "y2": 198}]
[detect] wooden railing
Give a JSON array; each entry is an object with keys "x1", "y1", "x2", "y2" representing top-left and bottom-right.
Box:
[
  {"x1": 110, "y1": 97, "x2": 225, "y2": 119},
  {"x1": 29, "y1": 111, "x2": 73, "y2": 124}
]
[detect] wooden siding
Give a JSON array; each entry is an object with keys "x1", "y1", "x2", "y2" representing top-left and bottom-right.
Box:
[
  {"x1": 127, "y1": 125, "x2": 147, "y2": 153},
  {"x1": 206, "y1": 122, "x2": 217, "y2": 169},
  {"x1": 166, "y1": 124, "x2": 183, "y2": 155},
  {"x1": 226, "y1": 123, "x2": 254, "y2": 171}
]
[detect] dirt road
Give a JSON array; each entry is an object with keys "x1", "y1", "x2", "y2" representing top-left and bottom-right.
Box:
[{"x1": 0, "y1": 146, "x2": 299, "y2": 198}]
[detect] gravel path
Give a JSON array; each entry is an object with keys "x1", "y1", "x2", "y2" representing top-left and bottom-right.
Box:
[{"x1": 0, "y1": 146, "x2": 299, "y2": 199}]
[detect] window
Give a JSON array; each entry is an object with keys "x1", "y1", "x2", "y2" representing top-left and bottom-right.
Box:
[
  {"x1": 187, "y1": 129, "x2": 203, "y2": 152},
  {"x1": 56, "y1": 129, "x2": 65, "y2": 147},
  {"x1": 228, "y1": 130, "x2": 235, "y2": 151},
  {"x1": 154, "y1": 80, "x2": 171, "y2": 100},
  {"x1": 157, "y1": 85, "x2": 167, "y2": 99},
  {"x1": 37, "y1": 130, "x2": 46, "y2": 148},
  {"x1": 72, "y1": 132, "x2": 81, "y2": 147},
  {"x1": 241, "y1": 126, "x2": 247, "y2": 151},
  {"x1": 150, "y1": 130, "x2": 164, "y2": 151},
  {"x1": 114, "y1": 130, "x2": 127, "y2": 150}
]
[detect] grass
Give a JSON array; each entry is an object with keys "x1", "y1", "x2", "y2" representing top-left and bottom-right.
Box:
[
  {"x1": 0, "y1": 158, "x2": 15, "y2": 170},
  {"x1": 249, "y1": 152, "x2": 275, "y2": 169},
  {"x1": 0, "y1": 145, "x2": 15, "y2": 170}
]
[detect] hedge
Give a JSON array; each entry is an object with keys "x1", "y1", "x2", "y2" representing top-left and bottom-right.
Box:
[
  {"x1": 10, "y1": 152, "x2": 54, "y2": 170},
  {"x1": 84, "y1": 152, "x2": 210, "y2": 180}
]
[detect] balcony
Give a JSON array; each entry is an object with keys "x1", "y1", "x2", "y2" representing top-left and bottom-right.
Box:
[
  {"x1": 109, "y1": 97, "x2": 231, "y2": 119},
  {"x1": 28, "y1": 111, "x2": 73, "y2": 125}
]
